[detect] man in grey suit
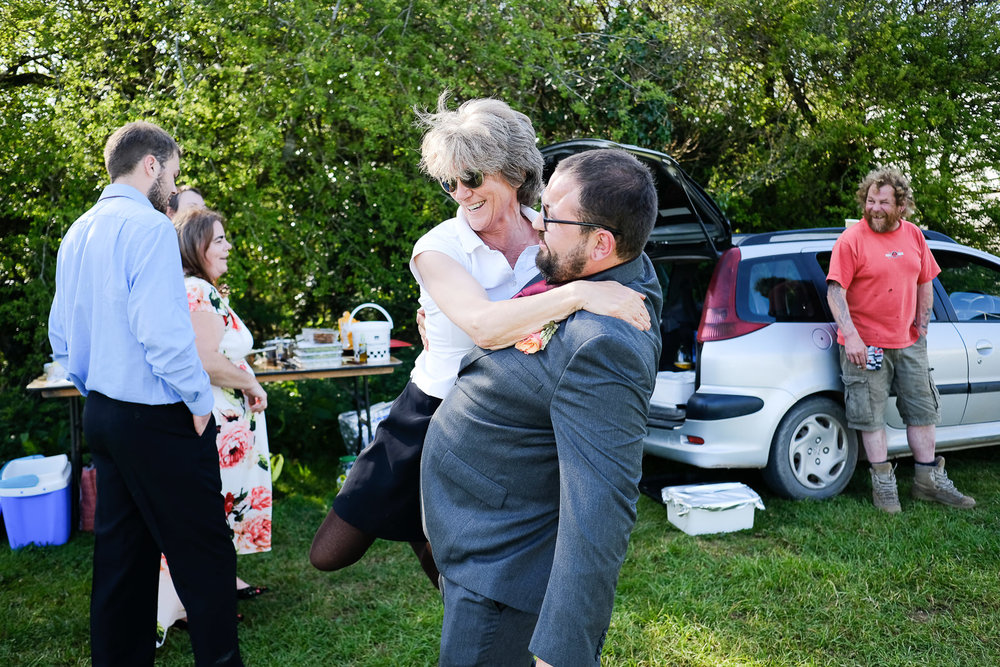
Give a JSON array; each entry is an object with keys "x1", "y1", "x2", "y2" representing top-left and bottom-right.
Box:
[{"x1": 421, "y1": 148, "x2": 662, "y2": 667}]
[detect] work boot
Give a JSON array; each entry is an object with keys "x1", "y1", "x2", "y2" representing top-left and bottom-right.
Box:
[
  {"x1": 870, "y1": 462, "x2": 901, "y2": 514},
  {"x1": 912, "y1": 456, "x2": 976, "y2": 508}
]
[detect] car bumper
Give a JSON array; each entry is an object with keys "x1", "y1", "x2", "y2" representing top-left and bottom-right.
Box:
[{"x1": 643, "y1": 386, "x2": 798, "y2": 468}]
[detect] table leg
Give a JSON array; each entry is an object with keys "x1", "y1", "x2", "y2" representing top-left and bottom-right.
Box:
[
  {"x1": 68, "y1": 396, "x2": 83, "y2": 534},
  {"x1": 353, "y1": 378, "x2": 363, "y2": 454},
  {"x1": 351, "y1": 377, "x2": 375, "y2": 455},
  {"x1": 363, "y1": 376, "x2": 373, "y2": 449}
]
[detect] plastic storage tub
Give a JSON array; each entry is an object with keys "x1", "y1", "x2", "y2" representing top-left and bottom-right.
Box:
[
  {"x1": 651, "y1": 370, "x2": 696, "y2": 407},
  {"x1": 0, "y1": 454, "x2": 72, "y2": 549},
  {"x1": 661, "y1": 482, "x2": 765, "y2": 536}
]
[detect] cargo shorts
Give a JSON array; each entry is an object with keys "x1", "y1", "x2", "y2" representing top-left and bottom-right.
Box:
[{"x1": 840, "y1": 335, "x2": 941, "y2": 432}]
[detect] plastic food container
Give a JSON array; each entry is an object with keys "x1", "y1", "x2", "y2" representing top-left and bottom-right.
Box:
[
  {"x1": 660, "y1": 482, "x2": 765, "y2": 536},
  {"x1": 293, "y1": 341, "x2": 344, "y2": 369},
  {"x1": 651, "y1": 371, "x2": 696, "y2": 406}
]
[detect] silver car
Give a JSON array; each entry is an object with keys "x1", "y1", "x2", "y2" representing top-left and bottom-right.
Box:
[{"x1": 542, "y1": 140, "x2": 1000, "y2": 500}]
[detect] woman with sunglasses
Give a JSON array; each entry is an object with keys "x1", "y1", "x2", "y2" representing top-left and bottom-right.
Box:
[{"x1": 309, "y1": 95, "x2": 651, "y2": 587}]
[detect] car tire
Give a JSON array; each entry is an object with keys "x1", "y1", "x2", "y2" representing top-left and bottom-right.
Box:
[{"x1": 762, "y1": 397, "x2": 858, "y2": 500}]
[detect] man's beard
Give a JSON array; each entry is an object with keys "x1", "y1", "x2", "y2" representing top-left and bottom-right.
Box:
[
  {"x1": 147, "y1": 173, "x2": 171, "y2": 214},
  {"x1": 865, "y1": 207, "x2": 901, "y2": 233},
  {"x1": 536, "y1": 237, "x2": 589, "y2": 284}
]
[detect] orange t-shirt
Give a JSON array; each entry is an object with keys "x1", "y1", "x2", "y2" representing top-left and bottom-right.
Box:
[{"x1": 827, "y1": 219, "x2": 940, "y2": 348}]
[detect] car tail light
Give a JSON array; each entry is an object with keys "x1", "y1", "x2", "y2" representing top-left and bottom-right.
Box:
[{"x1": 698, "y1": 248, "x2": 769, "y2": 342}]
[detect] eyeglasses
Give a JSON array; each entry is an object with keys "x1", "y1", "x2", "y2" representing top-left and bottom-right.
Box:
[
  {"x1": 542, "y1": 216, "x2": 619, "y2": 236},
  {"x1": 440, "y1": 170, "x2": 485, "y2": 194}
]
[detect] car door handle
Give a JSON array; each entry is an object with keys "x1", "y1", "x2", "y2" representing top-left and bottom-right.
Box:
[{"x1": 976, "y1": 339, "x2": 993, "y2": 354}]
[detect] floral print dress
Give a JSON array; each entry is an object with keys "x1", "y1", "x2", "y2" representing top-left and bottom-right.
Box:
[
  {"x1": 185, "y1": 276, "x2": 273, "y2": 553},
  {"x1": 156, "y1": 277, "x2": 272, "y2": 646}
]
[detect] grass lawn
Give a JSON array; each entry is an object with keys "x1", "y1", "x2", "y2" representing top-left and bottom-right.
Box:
[{"x1": 2, "y1": 447, "x2": 999, "y2": 666}]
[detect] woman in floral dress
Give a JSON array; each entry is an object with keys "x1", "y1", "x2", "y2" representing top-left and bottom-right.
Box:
[{"x1": 157, "y1": 207, "x2": 272, "y2": 645}]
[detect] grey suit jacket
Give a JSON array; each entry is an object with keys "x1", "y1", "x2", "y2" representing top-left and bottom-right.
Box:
[{"x1": 421, "y1": 253, "x2": 662, "y2": 666}]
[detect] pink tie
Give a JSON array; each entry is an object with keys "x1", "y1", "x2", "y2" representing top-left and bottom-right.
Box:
[{"x1": 513, "y1": 279, "x2": 556, "y2": 298}]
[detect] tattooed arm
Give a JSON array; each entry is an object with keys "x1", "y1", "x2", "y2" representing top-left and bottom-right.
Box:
[
  {"x1": 827, "y1": 280, "x2": 867, "y2": 367},
  {"x1": 915, "y1": 281, "x2": 934, "y2": 338}
]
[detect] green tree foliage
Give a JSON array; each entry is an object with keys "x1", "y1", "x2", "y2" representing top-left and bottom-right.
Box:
[
  {"x1": 652, "y1": 0, "x2": 1000, "y2": 240},
  {"x1": 3, "y1": 0, "x2": 999, "y2": 461}
]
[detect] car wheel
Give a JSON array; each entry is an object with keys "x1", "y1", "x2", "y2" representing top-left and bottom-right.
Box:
[{"x1": 762, "y1": 397, "x2": 858, "y2": 500}]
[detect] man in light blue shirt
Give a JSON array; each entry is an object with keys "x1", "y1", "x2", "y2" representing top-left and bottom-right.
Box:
[{"x1": 49, "y1": 121, "x2": 243, "y2": 666}]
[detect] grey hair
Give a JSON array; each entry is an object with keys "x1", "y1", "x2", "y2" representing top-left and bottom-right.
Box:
[
  {"x1": 416, "y1": 93, "x2": 543, "y2": 206},
  {"x1": 856, "y1": 167, "x2": 916, "y2": 217}
]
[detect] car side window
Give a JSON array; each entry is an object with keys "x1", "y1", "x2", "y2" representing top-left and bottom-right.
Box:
[
  {"x1": 936, "y1": 251, "x2": 1000, "y2": 322},
  {"x1": 739, "y1": 257, "x2": 826, "y2": 323}
]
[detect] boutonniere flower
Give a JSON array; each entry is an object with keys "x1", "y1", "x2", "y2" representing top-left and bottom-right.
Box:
[{"x1": 515, "y1": 321, "x2": 558, "y2": 354}]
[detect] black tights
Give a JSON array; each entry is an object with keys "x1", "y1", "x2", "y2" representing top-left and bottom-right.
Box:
[{"x1": 309, "y1": 507, "x2": 440, "y2": 589}]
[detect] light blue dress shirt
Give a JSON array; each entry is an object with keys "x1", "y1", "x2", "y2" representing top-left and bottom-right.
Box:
[{"x1": 48, "y1": 183, "x2": 215, "y2": 415}]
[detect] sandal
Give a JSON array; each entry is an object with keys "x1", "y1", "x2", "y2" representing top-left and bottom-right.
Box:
[{"x1": 236, "y1": 584, "x2": 270, "y2": 600}]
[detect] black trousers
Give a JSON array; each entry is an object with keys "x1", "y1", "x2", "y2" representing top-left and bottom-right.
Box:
[{"x1": 84, "y1": 392, "x2": 242, "y2": 666}]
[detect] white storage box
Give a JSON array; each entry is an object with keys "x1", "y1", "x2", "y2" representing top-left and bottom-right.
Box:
[
  {"x1": 293, "y1": 341, "x2": 344, "y2": 369},
  {"x1": 337, "y1": 400, "x2": 394, "y2": 450},
  {"x1": 651, "y1": 370, "x2": 695, "y2": 406},
  {"x1": 299, "y1": 328, "x2": 339, "y2": 344},
  {"x1": 661, "y1": 482, "x2": 764, "y2": 536}
]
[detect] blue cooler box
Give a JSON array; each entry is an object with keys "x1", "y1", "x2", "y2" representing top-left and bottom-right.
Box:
[{"x1": 0, "y1": 454, "x2": 72, "y2": 549}]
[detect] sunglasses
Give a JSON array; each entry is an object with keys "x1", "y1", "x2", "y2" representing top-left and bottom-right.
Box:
[
  {"x1": 542, "y1": 216, "x2": 620, "y2": 236},
  {"x1": 440, "y1": 170, "x2": 485, "y2": 193}
]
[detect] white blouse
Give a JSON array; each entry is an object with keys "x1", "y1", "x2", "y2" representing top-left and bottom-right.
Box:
[{"x1": 408, "y1": 206, "x2": 540, "y2": 399}]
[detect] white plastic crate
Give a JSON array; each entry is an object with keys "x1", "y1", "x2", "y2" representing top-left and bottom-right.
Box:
[
  {"x1": 661, "y1": 482, "x2": 764, "y2": 536},
  {"x1": 651, "y1": 370, "x2": 696, "y2": 406}
]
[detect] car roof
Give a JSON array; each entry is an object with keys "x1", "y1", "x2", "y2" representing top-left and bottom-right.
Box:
[{"x1": 736, "y1": 226, "x2": 959, "y2": 247}]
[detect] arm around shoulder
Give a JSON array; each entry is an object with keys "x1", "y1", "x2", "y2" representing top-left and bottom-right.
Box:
[
  {"x1": 414, "y1": 251, "x2": 650, "y2": 349},
  {"x1": 414, "y1": 250, "x2": 580, "y2": 348}
]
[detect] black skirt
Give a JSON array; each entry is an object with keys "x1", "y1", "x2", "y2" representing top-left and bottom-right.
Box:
[{"x1": 333, "y1": 381, "x2": 443, "y2": 542}]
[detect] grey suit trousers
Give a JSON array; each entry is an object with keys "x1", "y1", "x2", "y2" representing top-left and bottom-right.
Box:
[{"x1": 439, "y1": 575, "x2": 537, "y2": 667}]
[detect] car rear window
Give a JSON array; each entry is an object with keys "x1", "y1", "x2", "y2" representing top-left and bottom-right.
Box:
[{"x1": 738, "y1": 256, "x2": 828, "y2": 323}]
